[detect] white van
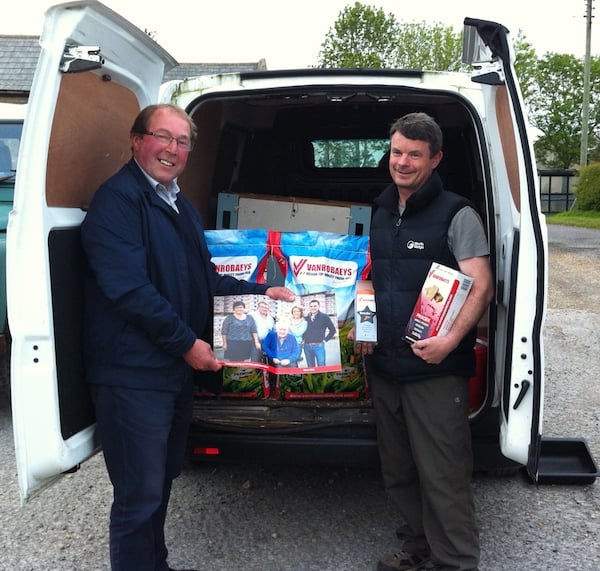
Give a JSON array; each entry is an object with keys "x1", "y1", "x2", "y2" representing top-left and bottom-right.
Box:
[{"x1": 8, "y1": 1, "x2": 597, "y2": 503}]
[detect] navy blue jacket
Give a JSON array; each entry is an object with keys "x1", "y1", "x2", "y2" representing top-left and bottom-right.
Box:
[
  {"x1": 81, "y1": 159, "x2": 268, "y2": 390},
  {"x1": 369, "y1": 172, "x2": 476, "y2": 382}
]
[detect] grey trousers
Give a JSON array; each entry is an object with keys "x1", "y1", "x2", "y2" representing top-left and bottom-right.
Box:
[{"x1": 370, "y1": 368, "x2": 480, "y2": 571}]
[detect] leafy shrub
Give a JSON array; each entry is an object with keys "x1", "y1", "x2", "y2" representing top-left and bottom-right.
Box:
[{"x1": 575, "y1": 162, "x2": 600, "y2": 211}]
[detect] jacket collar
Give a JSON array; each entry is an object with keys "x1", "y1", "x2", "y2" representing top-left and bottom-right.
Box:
[{"x1": 375, "y1": 171, "x2": 444, "y2": 217}]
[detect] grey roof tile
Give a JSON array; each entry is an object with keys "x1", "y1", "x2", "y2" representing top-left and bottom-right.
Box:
[{"x1": 0, "y1": 36, "x2": 41, "y2": 94}]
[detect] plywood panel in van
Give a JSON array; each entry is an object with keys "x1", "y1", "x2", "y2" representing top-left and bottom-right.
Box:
[{"x1": 46, "y1": 72, "x2": 138, "y2": 209}]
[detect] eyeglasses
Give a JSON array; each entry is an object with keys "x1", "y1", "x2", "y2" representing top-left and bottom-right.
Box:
[{"x1": 143, "y1": 130, "x2": 194, "y2": 151}]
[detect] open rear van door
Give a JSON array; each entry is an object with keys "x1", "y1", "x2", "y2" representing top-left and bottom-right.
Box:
[
  {"x1": 7, "y1": 0, "x2": 176, "y2": 503},
  {"x1": 463, "y1": 18, "x2": 547, "y2": 479}
]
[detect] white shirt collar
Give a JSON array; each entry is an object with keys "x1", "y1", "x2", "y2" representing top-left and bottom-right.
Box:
[{"x1": 135, "y1": 159, "x2": 180, "y2": 212}]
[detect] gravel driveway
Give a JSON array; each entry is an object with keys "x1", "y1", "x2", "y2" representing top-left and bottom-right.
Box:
[{"x1": 0, "y1": 224, "x2": 598, "y2": 571}]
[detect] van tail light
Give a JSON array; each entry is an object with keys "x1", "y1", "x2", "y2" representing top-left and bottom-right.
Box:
[{"x1": 193, "y1": 447, "x2": 220, "y2": 457}]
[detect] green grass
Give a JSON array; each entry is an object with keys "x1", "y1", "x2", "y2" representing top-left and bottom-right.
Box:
[{"x1": 545, "y1": 210, "x2": 600, "y2": 230}]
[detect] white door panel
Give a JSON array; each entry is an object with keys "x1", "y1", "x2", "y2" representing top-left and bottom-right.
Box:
[{"x1": 463, "y1": 18, "x2": 546, "y2": 475}]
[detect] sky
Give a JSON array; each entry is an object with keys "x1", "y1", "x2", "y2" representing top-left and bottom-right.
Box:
[{"x1": 1, "y1": 0, "x2": 593, "y2": 69}]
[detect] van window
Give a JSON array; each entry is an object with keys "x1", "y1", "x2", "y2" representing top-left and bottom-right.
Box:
[
  {"x1": 0, "y1": 121, "x2": 22, "y2": 176},
  {"x1": 312, "y1": 138, "x2": 389, "y2": 169}
]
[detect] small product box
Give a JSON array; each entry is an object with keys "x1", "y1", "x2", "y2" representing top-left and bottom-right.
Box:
[
  {"x1": 405, "y1": 263, "x2": 473, "y2": 343},
  {"x1": 354, "y1": 280, "x2": 377, "y2": 342}
]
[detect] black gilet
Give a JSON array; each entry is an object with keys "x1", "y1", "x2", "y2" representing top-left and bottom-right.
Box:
[{"x1": 368, "y1": 171, "x2": 477, "y2": 382}]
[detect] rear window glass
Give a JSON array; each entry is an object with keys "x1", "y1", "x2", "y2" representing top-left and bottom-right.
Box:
[
  {"x1": 0, "y1": 121, "x2": 23, "y2": 175},
  {"x1": 312, "y1": 139, "x2": 389, "y2": 169}
]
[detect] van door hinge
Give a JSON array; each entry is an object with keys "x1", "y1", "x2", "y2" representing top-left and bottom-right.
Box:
[{"x1": 60, "y1": 45, "x2": 104, "y2": 73}]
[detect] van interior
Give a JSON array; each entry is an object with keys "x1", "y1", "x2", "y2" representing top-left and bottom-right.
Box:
[{"x1": 47, "y1": 72, "x2": 494, "y2": 459}]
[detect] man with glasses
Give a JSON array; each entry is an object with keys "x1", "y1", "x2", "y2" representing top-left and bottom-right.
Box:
[{"x1": 81, "y1": 103, "x2": 294, "y2": 571}]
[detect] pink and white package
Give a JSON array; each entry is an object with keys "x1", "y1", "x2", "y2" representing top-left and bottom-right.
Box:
[{"x1": 404, "y1": 262, "x2": 473, "y2": 343}]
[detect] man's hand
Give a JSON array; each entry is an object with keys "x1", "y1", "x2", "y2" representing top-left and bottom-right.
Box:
[
  {"x1": 411, "y1": 336, "x2": 455, "y2": 365},
  {"x1": 265, "y1": 286, "x2": 296, "y2": 302},
  {"x1": 183, "y1": 339, "x2": 222, "y2": 372},
  {"x1": 348, "y1": 326, "x2": 377, "y2": 356}
]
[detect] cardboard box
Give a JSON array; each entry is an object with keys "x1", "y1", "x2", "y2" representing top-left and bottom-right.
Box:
[
  {"x1": 354, "y1": 280, "x2": 377, "y2": 342},
  {"x1": 405, "y1": 263, "x2": 473, "y2": 343}
]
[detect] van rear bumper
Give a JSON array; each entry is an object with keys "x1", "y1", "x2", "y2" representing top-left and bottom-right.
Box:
[
  {"x1": 188, "y1": 407, "x2": 522, "y2": 474},
  {"x1": 187, "y1": 429, "x2": 381, "y2": 466}
]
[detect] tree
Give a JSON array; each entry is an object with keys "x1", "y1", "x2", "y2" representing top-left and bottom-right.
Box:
[
  {"x1": 394, "y1": 21, "x2": 463, "y2": 71},
  {"x1": 318, "y1": 3, "x2": 462, "y2": 71},
  {"x1": 512, "y1": 32, "x2": 539, "y2": 104},
  {"x1": 527, "y1": 53, "x2": 600, "y2": 168},
  {"x1": 318, "y1": 2, "x2": 400, "y2": 68},
  {"x1": 575, "y1": 162, "x2": 600, "y2": 210}
]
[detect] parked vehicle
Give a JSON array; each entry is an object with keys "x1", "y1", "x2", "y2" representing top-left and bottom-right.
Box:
[
  {"x1": 0, "y1": 102, "x2": 25, "y2": 383},
  {"x1": 9, "y1": 1, "x2": 597, "y2": 504}
]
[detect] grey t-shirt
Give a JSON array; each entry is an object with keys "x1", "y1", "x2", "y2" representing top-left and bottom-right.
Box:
[
  {"x1": 448, "y1": 206, "x2": 489, "y2": 260},
  {"x1": 397, "y1": 202, "x2": 489, "y2": 261}
]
